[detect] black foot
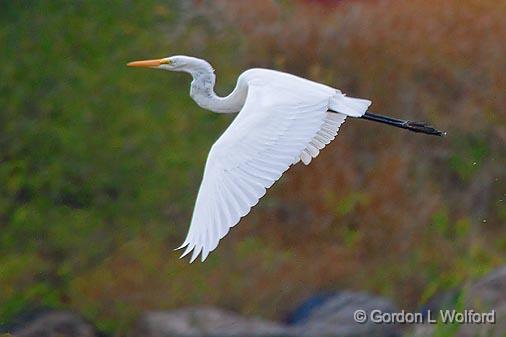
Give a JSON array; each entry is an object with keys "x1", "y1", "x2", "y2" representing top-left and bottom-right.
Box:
[
  {"x1": 359, "y1": 112, "x2": 446, "y2": 137},
  {"x1": 403, "y1": 121, "x2": 446, "y2": 137}
]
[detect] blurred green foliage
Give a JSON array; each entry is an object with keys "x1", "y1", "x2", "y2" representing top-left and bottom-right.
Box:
[
  {"x1": 0, "y1": 0, "x2": 225, "y2": 325},
  {"x1": 1, "y1": 1, "x2": 505, "y2": 336},
  {"x1": 449, "y1": 136, "x2": 490, "y2": 181}
]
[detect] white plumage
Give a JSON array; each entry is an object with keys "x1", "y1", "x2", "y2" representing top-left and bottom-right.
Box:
[{"x1": 127, "y1": 56, "x2": 371, "y2": 262}]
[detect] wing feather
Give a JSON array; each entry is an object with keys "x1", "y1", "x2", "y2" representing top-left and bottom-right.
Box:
[
  {"x1": 179, "y1": 75, "x2": 346, "y2": 261},
  {"x1": 295, "y1": 112, "x2": 347, "y2": 165}
]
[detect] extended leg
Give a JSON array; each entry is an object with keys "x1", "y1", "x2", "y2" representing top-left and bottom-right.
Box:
[{"x1": 359, "y1": 112, "x2": 445, "y2": 136}]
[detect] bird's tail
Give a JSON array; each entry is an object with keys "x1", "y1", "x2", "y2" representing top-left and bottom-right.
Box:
[{"x1": 329, "y1": 95, "x2": 372, "y2": 117}]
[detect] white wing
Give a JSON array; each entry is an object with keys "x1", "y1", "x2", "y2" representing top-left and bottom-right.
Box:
[
  {"x1": 179, "y1": 70, "x2": 370, "y2": 262},
  {"x1": 294, "y1": 111, "x2": 347, "y2": 165}
]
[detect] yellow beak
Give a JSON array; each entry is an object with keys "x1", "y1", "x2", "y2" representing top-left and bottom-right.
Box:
[{"x1": 127, "y1": 58, "x2": 164, "y2": 68}]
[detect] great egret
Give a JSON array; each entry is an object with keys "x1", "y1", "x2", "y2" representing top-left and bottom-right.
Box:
[{"x1": 127, "y1": 55, "x2": 444, "y2": 262}]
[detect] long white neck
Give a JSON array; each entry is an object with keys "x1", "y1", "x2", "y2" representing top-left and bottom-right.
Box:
[{"x1": 187, "y1": 62, "x2": 246, "y2": 113}]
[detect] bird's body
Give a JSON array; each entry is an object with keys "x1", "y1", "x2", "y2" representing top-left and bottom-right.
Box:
[
  {"x1": 185, "y1": 67, "x2": 371, "y2": 262},
  {"x1": 127, "y1": 55, "x2": 444, "y2": 262}
]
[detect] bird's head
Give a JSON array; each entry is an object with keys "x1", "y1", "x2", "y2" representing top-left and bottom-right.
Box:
[{"x1": 127, "y1": 55, "x2": 213, "y2": 74}]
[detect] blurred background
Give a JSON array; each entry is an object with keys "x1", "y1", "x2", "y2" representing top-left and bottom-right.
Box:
[{"x1": 1, "y1": 0, "x2": 505, "y2": 336}]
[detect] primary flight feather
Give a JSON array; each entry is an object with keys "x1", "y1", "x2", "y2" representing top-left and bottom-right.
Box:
[{"x1": 127, "y1": 55, "x2": 444, "y2": 262}]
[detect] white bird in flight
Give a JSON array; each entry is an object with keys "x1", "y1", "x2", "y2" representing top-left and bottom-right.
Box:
[{"x1": 127, "y1": 55, "x2": 444, "y2": 262}]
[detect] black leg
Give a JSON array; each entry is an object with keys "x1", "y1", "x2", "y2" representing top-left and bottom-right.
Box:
[{"x1": 358, "y1": 112, "x2": 446, "y2": 137}]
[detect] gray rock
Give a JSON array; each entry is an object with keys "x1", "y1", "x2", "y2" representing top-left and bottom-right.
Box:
[
  {"x1": 412, "y1": 265, "x2": 506, "y2": 337},
  {"x1": 134, "y1": 306, "x2": 291, "y2": 337},
  {"x1": 420, "y1": 289, "x2": 460, "y2": 314},
  {"x1": 290, "y1": 291, "x2": 401, "y2": 337},
  {"x1": 9, "y1": 310, "x2": 96, "y2": 337},
  {"x1": 135, "y1": 293, "x2": 402, "y2": 337}
]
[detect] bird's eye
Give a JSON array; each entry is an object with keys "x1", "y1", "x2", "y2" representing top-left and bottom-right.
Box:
[{"x1": 161, "y1": 59, "x2": 173, "y2": 65}]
